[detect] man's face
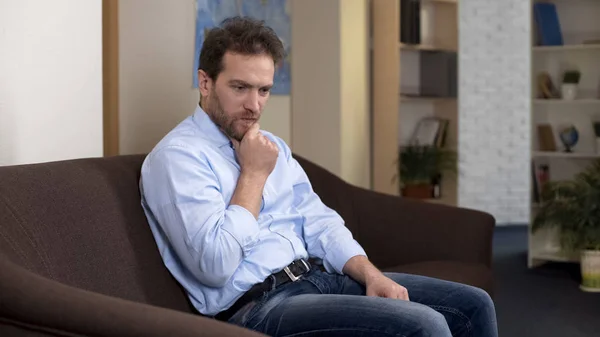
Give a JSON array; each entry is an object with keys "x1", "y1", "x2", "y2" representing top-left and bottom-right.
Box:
[{"x1": 199, "y1": 51, "x2": 274, "y2": 141}]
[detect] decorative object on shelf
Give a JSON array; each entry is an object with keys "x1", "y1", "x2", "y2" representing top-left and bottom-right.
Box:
[
  {"x1": 594, "y1": 122, "x2": 600, "y2": 154},
  {"x1": 537, "y1": 72, "x2": 560, "y2": 99},
  {"x1": 531, "y1": 161, "x2": 551, "y2": 205},
  {"x1": 558, "y1": 125, "x2": 579, "y2": 152},
  {"x1": 537, "y1": 124, "x2": 557, "y2": 151},
  {"x1": 420, "y1": 51, "x2": 458, "y2": 98},
  {"x1": 410, "y1": 117, "x2": 449, "y2": 147},
  {"x1": 561, "y1": 70, "x2": 581, "y2": 100},
  {"x1": 533, "y1": 159, "x2": 600, "y2": 292},
  {"x1": 394, "y1": 144, "x2": 456, "y2": 199}
]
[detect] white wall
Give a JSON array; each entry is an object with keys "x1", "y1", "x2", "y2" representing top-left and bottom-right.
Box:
[
  {"x1": 118, "y1": 0, "x2": 291, "y2": 155},
  {"x1": 0, "y1": 0, "x2": 103, "y2": 166},
  {"x1": 459, "y1": 0, "x2": 531, "y2": 224}
]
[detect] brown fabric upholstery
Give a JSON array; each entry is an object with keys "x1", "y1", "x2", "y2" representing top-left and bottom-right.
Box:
[
  {"x1": 0, "y1": 154, "x2": 495, "y2": 336},
  {"x1": 0, "y1": 155, "x2": 192, "y2": 312},
  {"x1": 383, "y1": 261, "x2": 494, "y2": 295}
]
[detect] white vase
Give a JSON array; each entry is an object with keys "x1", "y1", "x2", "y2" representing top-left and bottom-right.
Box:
[
  {"x1": 580, "y1": 250, "x2": 600, "y2": 292},
  {"x1": 561, "y1": 83, "x2": 578, "y2": 100}
]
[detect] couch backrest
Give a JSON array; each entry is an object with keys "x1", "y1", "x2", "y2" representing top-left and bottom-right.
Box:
[
  {"x1": 0, "y1": 154, "x2": 357, "y2": 314},
  {"x1": 0, "y1": 155, "x2": 194, "y2": 313}
]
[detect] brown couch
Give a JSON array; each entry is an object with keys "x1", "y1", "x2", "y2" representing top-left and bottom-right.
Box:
[{"x1": 0, "y1": 154, "x2": 495, "y2": 337}]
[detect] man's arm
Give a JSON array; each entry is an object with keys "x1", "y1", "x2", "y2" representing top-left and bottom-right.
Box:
[
  {"x1": 141, "y1": 145, "x2": 263, "y2": 288},
  {"x1": 277, "y1": 139, "x2": 409, "y2": 300},
  {"x1": 228, "y1": 123, "x2": 279, "y2": 219},
  {"x1": 278, "y1": 141, "x2": 366, "y2": 274},
  {"x1": 141, "y1": 124, "x2": 278, "y2": 289},
  {"x1": 230, "y1": 171, "x2": 266, "y2": 219},
  {"x1": 342, "y1": 255, "x2": 409, "y2": 300}
]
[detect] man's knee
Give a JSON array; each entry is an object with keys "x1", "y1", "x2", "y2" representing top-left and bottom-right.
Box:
[
  {"x1": 462, "y1": 285, "x2": 495, "y2": 313},
  {"x1": 414, "y1": 305, "x2": 452, "y2": 337}
]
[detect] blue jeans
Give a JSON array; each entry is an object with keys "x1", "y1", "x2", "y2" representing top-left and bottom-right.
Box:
[{"x1": 227, "y1": 269, "x2": 498, "y2": 337}]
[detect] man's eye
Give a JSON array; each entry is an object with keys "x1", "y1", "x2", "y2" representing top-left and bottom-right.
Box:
[
  {"x1": 234, "y1": 86, "x2": 246, "y2": 91},
  {"x1": 260, "y1": 88, "x2": 270, "y2": 94}
]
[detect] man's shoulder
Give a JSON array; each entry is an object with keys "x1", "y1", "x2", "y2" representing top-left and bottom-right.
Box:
[{"x1": 144, "y1": 119, "x2": 213, "y2": 167}]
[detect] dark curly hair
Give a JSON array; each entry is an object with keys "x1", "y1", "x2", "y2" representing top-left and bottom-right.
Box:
[{"x1": 199, "y1": 16, "x2": 285, "y2": 80}]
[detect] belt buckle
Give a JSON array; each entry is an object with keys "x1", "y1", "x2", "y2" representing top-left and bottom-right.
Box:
[
  {"x1": 299, "y1": 258, "x2": 310, "y2": 272},
  {"x1": 283, "y1": 265, "x2": 301, "y2": 282}
]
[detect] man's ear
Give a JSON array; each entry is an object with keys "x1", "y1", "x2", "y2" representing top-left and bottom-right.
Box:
[{"x1": 198, "y1": 69, "x2": 212, "y2": 97}]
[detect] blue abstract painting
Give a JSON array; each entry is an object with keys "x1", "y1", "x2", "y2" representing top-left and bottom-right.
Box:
[{"x1": 193, "y1": 0, "x2": 291, "y2": 95}]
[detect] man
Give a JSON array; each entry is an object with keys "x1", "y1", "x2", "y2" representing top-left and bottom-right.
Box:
[{"x1": 140, "y1": 16, "x2": 498, "y2": 337}]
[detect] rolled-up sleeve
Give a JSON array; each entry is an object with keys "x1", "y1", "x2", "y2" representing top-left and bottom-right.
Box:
[
  {"x1": 280, "y1": 143, "x2": 366, "y2": 275},
  {"x1": 141, "y1": 145, "x2": 259, "y2": 287}
]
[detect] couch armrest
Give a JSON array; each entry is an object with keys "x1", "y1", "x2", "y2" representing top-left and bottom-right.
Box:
[
  {"x1": 0, "y1": 258, "x2": 265, "y2": 337},
  {"x1": 350, "y1": 186, "x2": 495, "y2": 270}
]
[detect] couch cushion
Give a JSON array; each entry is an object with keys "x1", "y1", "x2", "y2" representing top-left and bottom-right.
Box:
[
  {"x1": 382, "y1": 261, "x2": 493, "y2": 296},
  {"x1": 0, "y1": 155, "x2": 193, "y2": 313}
]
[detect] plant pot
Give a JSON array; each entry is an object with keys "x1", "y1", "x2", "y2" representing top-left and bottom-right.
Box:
[
  {"x1": 580, "y1": 250, "x2": 600, "y2": 292},
  {"x1": 561, "y1": 83, "x2": 578, "y2": 100},
  {"x1": 401, "y1": 184, "x2": 432, "y2": 199}
]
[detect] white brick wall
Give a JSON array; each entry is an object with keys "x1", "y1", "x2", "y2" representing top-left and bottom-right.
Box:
[{"x1": 458, "y1": 0, "x2": 531, "y2": 225}]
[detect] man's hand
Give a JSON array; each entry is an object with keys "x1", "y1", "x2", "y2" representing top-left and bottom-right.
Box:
[
  {"x1": 231, "y1": 123, "x2": 279, "y2": 180},
  {"x1": 365, "y1": 274, "x2": 410, "y2": 301},
  {"x1": 343, "y1": 255, "x2": 410, "y2": 301},
  {"x1": 228, "y1": 123, "x2": 278, "y2": 219}
]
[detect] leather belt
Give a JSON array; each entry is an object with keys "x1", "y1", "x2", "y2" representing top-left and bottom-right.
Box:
[{"x1": 214, "y1": 259, "x2": 312, "y2": 321}]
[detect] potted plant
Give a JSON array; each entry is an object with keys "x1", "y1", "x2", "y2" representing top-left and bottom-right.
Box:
[
  {"x1": 561, "y1": 69, "x2": 581, "y2": 100},
  {"x1": 533, "y1": 159, "x2": 600, "y2": 292},
  {"x1": 394, "y1": 144, "x2": 457, "y2": 199}
]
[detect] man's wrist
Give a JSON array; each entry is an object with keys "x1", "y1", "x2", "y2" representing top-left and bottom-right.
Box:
[
  {"x1": 239, "y1": 169, "x2": 269, "y2": 184},
  {"x1": 343, "y1": 255, "x2": 384, "y2": 285}
]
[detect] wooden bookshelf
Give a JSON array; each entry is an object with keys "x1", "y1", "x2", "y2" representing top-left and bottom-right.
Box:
[
  {"x1": 371, "y1": 0, "x2": 459, "y2": 206},
  {"x1": 529, "y1": 0, "x2": 600, "y2": 268}
]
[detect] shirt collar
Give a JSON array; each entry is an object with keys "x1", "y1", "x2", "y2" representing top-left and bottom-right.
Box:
[{"x1": 192, "y1": 104, "x2": 232, "y2": 147}]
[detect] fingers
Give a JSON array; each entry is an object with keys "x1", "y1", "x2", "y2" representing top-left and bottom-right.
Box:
[
  {"x1": 388, "y1": 285, "x2": 409, "y2": 301},
  {"x1": 230, "y1": 138, "x2": 240, "y2": 150},
  {"x1": 397, "y1": 287, "x2": 409, "y2": 301},
  {"x1": 247, "y1": 123, "x2": 261, "y2": 138}
]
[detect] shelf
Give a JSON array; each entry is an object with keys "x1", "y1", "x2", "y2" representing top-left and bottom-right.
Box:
[
  {"x1": 428, "y1": 0, "x2": 457, "y2": 4},
  {"x1": 531, "y1": 249, "x2": 580, "y2": 263},
  {"x1": 400, "y1": 95, "x2": 456, "y2": 103},
  {"x1": 533, "y1": 151, "x2": 600, "y2": 158},
  {"x1": 399, "y1": 43, "x2": 456, "y2": 52},
  {"x1": 533, "y1": 99, "x2": 600, "y2": 105},
  {"x1": 533, "y1": 44, "x2": 600, "y2": 52}
]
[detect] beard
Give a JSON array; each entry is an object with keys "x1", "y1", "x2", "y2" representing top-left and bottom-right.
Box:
[{"x1": 204, "y1": 90, "x2": 258, "y2": 142}]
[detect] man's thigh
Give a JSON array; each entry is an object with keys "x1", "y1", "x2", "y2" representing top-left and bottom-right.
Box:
[
  {"x1": 250, "y1": 293, "x2": 452, "y2": 337},
  {"x1": 383, "y1": 272, "x2": 497, "y2": 337}
]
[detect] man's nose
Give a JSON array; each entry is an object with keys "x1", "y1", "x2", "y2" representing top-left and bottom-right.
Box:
[{"x1": 244, "y1": 90, "x2": 260, "y2": 113}]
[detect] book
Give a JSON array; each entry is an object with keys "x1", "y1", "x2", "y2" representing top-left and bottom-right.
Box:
[
  {"x1": 533, "y1": 2, "x2": 563, "y2": 46},
  {"x1": 400, "y1": 0, "x2": 421, "y2": 44},
  {"x1": 537, "y1": 124, "x2": 557, "y2": 151}
]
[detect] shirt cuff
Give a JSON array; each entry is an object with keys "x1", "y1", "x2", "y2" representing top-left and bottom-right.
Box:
[
  {"x1": 323, "y1": 239, "x2": 367, "y2": 275},
  {"x1": 221, "y1": 205, "x2": 260, "y2": 255}
]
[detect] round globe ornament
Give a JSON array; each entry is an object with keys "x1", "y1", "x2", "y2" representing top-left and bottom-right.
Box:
[{"x1": 559, "y1": 125, "x2": 579, "y2": 153}]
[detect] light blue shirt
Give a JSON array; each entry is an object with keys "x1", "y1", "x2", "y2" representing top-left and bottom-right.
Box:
[{"x1": 139, "y1": 105, "x2": 367, "y2": 316}]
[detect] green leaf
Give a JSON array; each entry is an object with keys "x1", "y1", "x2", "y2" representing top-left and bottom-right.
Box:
[{"x1": 533, "y1": 158, "x2": 600, "y2": 251}]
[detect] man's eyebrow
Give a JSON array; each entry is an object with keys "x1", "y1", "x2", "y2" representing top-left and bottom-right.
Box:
[
  {"x1": 228, "y1": 79, "x2": 251, "y2": 86},
  {"x1": 228, "y1": 79, "x2": 273, "y2": 89}
]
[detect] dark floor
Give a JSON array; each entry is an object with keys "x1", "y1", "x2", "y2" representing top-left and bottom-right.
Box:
[{"x1": 493, "y1": 226, "x2": 600, "y2": 337}]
